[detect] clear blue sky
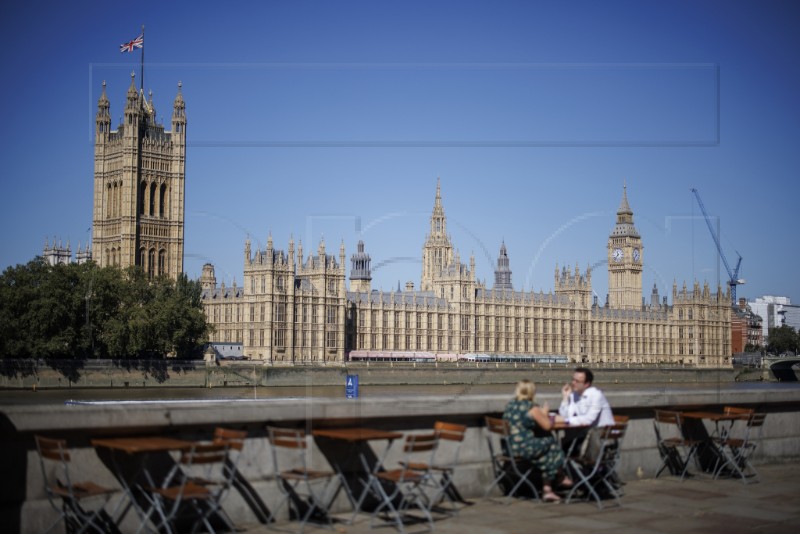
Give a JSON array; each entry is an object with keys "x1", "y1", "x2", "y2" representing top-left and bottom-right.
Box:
[{"x1": 2, "y1": 1, "x2": 798, "y2": 303}]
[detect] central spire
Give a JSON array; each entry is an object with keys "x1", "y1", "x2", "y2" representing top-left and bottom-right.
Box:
[
  {"x1": 421, "y1": 176, "x2": 454, "y2": 292},
  {"x1": 429, "y1": 175, "x2": 447, "y2": 237},
  {"x1": 432, "y1": 175, "x2": 444, "y2": 220}
]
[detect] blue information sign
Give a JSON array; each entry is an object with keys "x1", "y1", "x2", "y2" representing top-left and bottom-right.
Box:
[{"x1": 345, "y1": 374, "x2": 359, "y2": 399}]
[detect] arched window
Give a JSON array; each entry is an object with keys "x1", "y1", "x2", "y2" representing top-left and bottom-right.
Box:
[
  {"x1": 139, "y1": 181, "x2": 146, "y2": 215},
  {"x1": 149, "y1": 183, "x2": 156, "y2": 216},
  {"x1": 139, "y1": 247, "x2": 146, "y2": 268},
  {"x1": 106, "y1": 184, "x2": 113, "y2": 218},
  {"x1": 117, "y1": 181, "x2": 123, "y2": 217},
  {"x1": 159, "y1": 184, "x2": 167, "y2": 217},
  {"x1": 105, "y1": 248, "x2": 110, "y2": 266},
  {"x1": 148, "y1": 248, "x2": 156, "y2": 277},
  {"x1": 158, "y1": 250, "x2": 166, "y2": 276},
  {"x1": 110, "y1": 247, "x2": 116, "y2": 266},
  {"x1": 112, "y1": 183, "x2": 118, "y2": 218}
]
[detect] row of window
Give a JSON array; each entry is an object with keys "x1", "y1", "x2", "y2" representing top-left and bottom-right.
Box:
[
  {"x1": 139, "y1": 248, "x2": 168, "y2": 277},
  {"x1": 243, "y1": 303, "x2": 339, "y2": 325},
  {"x1": 105, "y1": 181, "x2": 124, "y2": 219},
  {"x1": 247, "y1": 329, "x2": 337, "y2": 349},
  {"x1": 351, "y1": 332, "x2": 727, "y2": 356},
  {"x1": 138, "y1": 181, "x2": 169, "y2": 217},
  {"x1": 248, "y1": 275, "x2": 339, "y2": 295}
]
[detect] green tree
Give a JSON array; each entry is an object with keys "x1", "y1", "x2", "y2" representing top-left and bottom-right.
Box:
[
  {"x1": 0, "y1": 259, "x2": 208, "y2": 359},
  {"x1": 766, "y1": 325, "x2": 799, "y2": 355}
]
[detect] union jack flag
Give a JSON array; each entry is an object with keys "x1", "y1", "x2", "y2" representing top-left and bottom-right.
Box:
[{"x1": 120, "y1": 34, "x2": 143, "y2": 53}]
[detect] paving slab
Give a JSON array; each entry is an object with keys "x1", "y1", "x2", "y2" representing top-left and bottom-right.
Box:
[{"x1": 242, "y1": 463, "x2": 800, "y2": 534}]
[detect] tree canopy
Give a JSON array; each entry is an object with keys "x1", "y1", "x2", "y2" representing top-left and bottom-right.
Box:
[
  {"x1": 0, "y1": 259, "x2": 209, "y2": 359},
  {"x1": 767, "y1": 324, "x2": 799, "y2": 356}
]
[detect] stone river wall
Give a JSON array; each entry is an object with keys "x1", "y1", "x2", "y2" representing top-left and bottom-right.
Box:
[{"x1": 0, "y1": 359, "x2": 743, "y2": 389}]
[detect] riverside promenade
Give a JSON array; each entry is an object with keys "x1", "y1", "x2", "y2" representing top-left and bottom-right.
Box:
[
  {"x1": 249, "y1": 462, "x2": 800, "y2": 534},
  {"x1": 5, "y1": 382, "x2": 800, "y2": 532}
]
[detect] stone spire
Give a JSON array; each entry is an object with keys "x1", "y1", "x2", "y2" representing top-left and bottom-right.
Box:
[
  {"x1": 146, "y1": 89, "x2": 156, "y2": 123},
  {"x1": 96, "y1": 81, "x2": 111, "y2": 137},
  {"x1": 125, "y1": 72, "x2": 140, "y2": 110},
  {"x1": 494, "y1": 240, "x2": 513, "y2": 291},
  {"x1": 420, "y1": 177, "x2": 454, "y2": 291},
  {"x1": 172, "y1": 81, "x2": 186, "y2": 137},
  {"x1": 611, "y1": 183, "x2": 639, "y2": 237}
]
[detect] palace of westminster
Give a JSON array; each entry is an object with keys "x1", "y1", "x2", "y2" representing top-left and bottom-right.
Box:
[{"x1": 77, "y1": 78, "x2": 732, "y2": 367}]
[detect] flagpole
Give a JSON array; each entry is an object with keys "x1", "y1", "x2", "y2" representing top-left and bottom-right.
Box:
[{"x1": 140, "y1": 24, "x2": 145, "y2": 92}]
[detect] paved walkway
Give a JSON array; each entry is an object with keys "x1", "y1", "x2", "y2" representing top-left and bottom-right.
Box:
[{"x1": 245, "y1": 462, "x2": 800, "y2": 534}]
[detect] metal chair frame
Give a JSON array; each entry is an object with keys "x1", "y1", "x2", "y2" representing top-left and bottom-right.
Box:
[
  {"x1": 34, "y1": 435, "x2": 118, "y2": 534},
  {"x1": 714, "y1": 412, "x2": 766, "y2": 484},
  {"x1": 400, "y1": 421, "x2": 469, "y2": 514},
  {"x1": 565, "y1": 423, "x2": 627, "y2": 508},
  {"x1": 369, "y1": 432, "x2": 440, "y2": 533},
  {"x1": 266, "y1": 426, "x2": 341, "y2": 532},
  {"x1": 142, "y1": 438, "x2": 240, "y2": 534},
  {"x1": 483, "y1": 416, "x2": 540, "y2": 503},
  {"x1": 653, "y1": 410, "x2": 700, "y2": 481}
]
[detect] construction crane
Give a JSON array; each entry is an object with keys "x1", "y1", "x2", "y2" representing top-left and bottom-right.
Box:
[{"x1": 691, "y1": 188, "x2": 744, "y2": 305}]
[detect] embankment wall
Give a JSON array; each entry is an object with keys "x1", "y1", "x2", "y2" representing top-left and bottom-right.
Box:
[
  {"x1": 0, "y1": 359, "x2": 743, "y2": 389},
  {"x1": 3, "y1": 384, "x2": 799, "y2": 533}
]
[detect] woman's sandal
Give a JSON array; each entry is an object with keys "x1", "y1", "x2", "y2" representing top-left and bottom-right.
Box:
[
  {"x1": 558, "y1": 477, "x2": 574, "y2": 489},
  {"x1": 542, "y1": 492, "x2": 562, "y2": 503}
]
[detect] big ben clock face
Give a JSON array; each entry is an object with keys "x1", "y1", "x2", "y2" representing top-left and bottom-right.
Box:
[
  {"x1": 633, "y1": 248, "x2": 640, "y2": 262},
  {"x1": 612, "y1": 248, "x2": 623, "y2": 262}
]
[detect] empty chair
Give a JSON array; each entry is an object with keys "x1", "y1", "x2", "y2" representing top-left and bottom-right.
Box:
[
  {"x1": 266, "y1": 426, "x2": 341, "y2": 532},
  {"x1": 143, "y1": 438, "x2": 241, "y2": 534},
  {"x1": 653, "y1": 410, "x2": 701, "y2": 481},
  {"x1": 400, "y1": 421, "x2": 469, "y2": 514},
  {"x1": 483, "y1": 416, "x2": 540, "y2": 502},
  {"x1": 369, "y1": 432, "x2": 439, "y2": 533},
  {"x1": 565, "y1": 422, "x2": 627, "y2": 508},
  {"x1": 189, "y1": 428, "x2": 248, "y2": 487},
  {"x1": 35, "y1": 435, "x2": 118, "y2": 534},
  {"x1": 714, "y1": 412, "x2": 767, "y2": 483},
  {"x1": 192, "y1": 428, "x2": 248, "y2": 528}
]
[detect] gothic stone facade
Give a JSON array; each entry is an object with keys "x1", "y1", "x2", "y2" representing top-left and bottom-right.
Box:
[
  {"x1": 200, "y1": 181, "x2": 732, "y2": 366},
  {"x1": 92, "y1": 75, "x2": 186, "y2": 279}
]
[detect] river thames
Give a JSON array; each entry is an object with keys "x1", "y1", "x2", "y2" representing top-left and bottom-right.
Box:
[{"x1": 1, "y1": 380, "x2": 798, "y2": 406}]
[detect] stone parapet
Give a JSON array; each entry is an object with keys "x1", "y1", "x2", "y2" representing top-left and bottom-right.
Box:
[{"x1": 4, "y1": 385, "x2": 800, "y2": 533}]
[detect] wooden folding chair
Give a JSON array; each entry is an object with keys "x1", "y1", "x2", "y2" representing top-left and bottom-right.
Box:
[
  {"x1": 400, "y1": 421, "x2": 470, "y2": 514},
  {"x1": 143, "y1": 439, "x2": 240, "y2": 534},
  {"x1": 34, "y1": 435, "x2": 118, "y2": 534},
  {"x1": 369, "y1": 432, "x2": 440, "y2": 533},
  {"x1": 565, "y1": 423, "x2": 627, "y2": 508},
  {"x1": 653, "y1": 410, "x2": 701, "y2": 481},
  {"x1": 266, "y1": 426, "x2": 341, "y2": 532},
  {"x1": 483, "y1": 416, "x2": 540, "y2": 503},
  {"x1": 714, "y1": 413, "x2": 766, "y2": 483}
]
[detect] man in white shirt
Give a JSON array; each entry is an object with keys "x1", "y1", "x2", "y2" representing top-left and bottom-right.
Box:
[{"x1": 559, "y1": 367, "x2": 615, "y2": 428}]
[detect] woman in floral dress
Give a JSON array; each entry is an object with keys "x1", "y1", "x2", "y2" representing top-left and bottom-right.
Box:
[{"x1": 503, "y1": 379, "x2": 572, "y2": 502}]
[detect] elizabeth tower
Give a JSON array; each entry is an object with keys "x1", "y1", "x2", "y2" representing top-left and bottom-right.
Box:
[{"x1": 607, "y1": 185, "x2": 643, "y2": 309}]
